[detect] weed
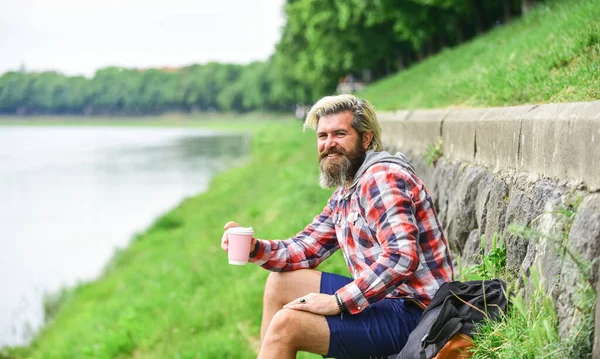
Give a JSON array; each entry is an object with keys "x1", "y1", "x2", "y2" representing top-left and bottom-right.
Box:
[
  {"x1": 424, "y1": 140, "x2": 443, "y2": 167},
  {"x1": 458, "y1": 233, "x2": 506, "y2": 282}
]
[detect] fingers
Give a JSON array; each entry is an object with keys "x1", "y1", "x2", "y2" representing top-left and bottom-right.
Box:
[
  {"x1": 221, "y1": 222, "x2": 242, "y2": 252},
  {"x1": 284, "y1": 295, "x2": 310, "y2": 310},
  {"x1": 284, "y1": 293, "x2": 317, "y2": 309},
  {"x1": 283, "y1": 293, "x2": 339, "y2": 316},
  {"x1": 224, "y1": 221, "x2": 241, "y2": 230},
  {"x1": 221, "y1": 231, "x2": 228, "y2": 251}
]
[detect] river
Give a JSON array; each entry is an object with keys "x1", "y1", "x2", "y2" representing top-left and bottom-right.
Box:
[{"x1": 0, "y1": 125, "x2": 249, "y2": 347}]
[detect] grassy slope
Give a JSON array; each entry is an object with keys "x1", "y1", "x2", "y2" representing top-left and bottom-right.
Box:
[
  {"x1": 360, "y1": 0, "x2": 600, "y2": 110},
  {"x1": 2, "y1": 118, "x2": 348, "y2": 358}
]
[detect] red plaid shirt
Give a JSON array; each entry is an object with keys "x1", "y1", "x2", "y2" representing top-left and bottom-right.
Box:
[{"x1": 250, "y1": 162, "x2": 453, "y2": 314}]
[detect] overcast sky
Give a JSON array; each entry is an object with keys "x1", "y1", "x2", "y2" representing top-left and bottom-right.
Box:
[{"x1": 0, "y1": 0, "x2": 286, "y2": 77}]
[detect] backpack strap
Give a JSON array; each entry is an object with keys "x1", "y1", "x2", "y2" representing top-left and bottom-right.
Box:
[
  {"x1": 394, "y1": 306, "x2": 442, "y2": 359},
  {"x1": 426, "y1": 317, "x2": 464, "y2": 344}
]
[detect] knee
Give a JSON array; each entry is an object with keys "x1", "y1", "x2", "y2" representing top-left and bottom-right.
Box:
[
  {"x1": 263, "y1": 269, "x2": 319, "y2": 306},
  {"x1": 262, "y1": 309, "x2": 301, "y2": 348}
]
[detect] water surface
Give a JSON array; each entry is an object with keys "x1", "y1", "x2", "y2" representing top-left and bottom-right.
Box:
[{"x1": 0, "y1": 126, "x2": 249, "y2": 347}]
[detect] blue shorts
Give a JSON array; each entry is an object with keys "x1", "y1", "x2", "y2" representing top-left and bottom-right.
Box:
[{"x1": 321, "y1": 272, "x2": 423, "y2": 359}]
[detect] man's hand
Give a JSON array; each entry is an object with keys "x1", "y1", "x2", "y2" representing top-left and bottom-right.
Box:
[
  {"x1": 283, "y1": 293, "x2": 340, "y2": 316},
  {"x1": 221, "y1": 221, "x2": 257, "y2": 254}
]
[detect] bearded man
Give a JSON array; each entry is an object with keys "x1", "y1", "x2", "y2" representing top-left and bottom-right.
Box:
[{"x1": 221, "y1": 94, "x2": 453, "y2": 359}]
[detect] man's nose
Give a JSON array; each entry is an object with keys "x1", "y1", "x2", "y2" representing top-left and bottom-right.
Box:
[{"x1": 325, "y1": 136, "x2": 336, "y2": 149}]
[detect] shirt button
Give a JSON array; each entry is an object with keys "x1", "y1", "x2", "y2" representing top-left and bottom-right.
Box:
[{"x1": 357, "y1": 306, "x2": 362, "y2": 310}]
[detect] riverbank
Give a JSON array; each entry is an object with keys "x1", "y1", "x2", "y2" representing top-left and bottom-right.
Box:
[
  {"x1": 0, "y1": 117, "x2": 346, "y2": 358},
  {"x1": 0, "y1": 112, "x2": 289, "y2": 129}
]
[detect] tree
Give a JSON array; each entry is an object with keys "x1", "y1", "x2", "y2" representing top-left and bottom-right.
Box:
[
  {"x1": 521, "y1": 0, "x2": 536, "y2": 14},
  {"x1": 0, "y1": 71, "x2": 29, "y2": 114},
  {"x1": 0, "y1": 0, "x2": 536, "y2": 115}
]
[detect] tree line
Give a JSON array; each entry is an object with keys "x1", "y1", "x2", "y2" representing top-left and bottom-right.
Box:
[{"x1": 0, "y1": 0, "x2": 539, "y2": 115}]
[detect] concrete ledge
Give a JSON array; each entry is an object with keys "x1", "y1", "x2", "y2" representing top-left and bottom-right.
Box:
[
  {"x1": 476, "y1": 105, "x2": 536, "y2": 170},
  {"x1": 443, "y1": 109, "x2": 488, "y2": 162},
  {"x1": 520, "y1": 102, "x2": 600, "y2": 191},
  {"x1": 378, "y1": 110, "x2": 446, "y2": 155},
  {"x1": 378, "y1": 110, "x2": 411, "y2": 153},
  {"x1": 378, "y1": 100, "x2": 600, "y2": 191}
]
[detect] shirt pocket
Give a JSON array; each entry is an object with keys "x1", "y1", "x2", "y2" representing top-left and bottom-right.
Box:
[
  {"x1": 332, "y1": 212, "x2": 346, "y2": 244},
  {"x1": 346, "y1": 204, "x2": 374, "y2": 250}
]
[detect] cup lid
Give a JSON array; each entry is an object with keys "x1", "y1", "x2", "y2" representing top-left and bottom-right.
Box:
[{"x1": 228, "y1": 226, "x2": 254, "y2": 235}]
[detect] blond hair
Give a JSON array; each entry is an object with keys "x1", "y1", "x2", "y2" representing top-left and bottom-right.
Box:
[{"x1": 303, "y1": 94, "x2": 383, "y2": 151}]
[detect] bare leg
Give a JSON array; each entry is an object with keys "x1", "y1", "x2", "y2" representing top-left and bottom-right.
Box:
[
  {"x1": 260, "y1": 269, "x2": 322, "y2": 340},
  {"x1": 258, "y1": 308, "x2": 329, "y2": 359}
]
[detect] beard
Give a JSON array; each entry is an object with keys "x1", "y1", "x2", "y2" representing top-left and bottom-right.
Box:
[{"x1": 318, "y1": 139, "x2": 366, "y2": 189}]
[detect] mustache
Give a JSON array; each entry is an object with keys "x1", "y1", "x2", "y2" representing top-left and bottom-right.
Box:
[{"x1": 319, "y1": 147, "x2": 348, "y2": 160}]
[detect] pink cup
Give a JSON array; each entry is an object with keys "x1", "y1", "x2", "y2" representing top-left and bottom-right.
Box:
[{"x1": 227, "y1": 227, "x2": 254, "y2": 265}]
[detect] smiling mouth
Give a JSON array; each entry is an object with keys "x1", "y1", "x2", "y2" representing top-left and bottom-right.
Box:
[{"x1": 320, "y1": 149, "x2": 345, "y2": 161}]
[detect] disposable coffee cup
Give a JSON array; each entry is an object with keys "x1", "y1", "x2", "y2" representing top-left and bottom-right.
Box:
[{"x1": 227, "y1": 227, "x2": 254, "y2": 265}]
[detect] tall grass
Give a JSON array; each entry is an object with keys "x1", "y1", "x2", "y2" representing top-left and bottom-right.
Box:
[
  {"x1": 463, "y1": 200, "x2": 596, "y2": 359},
  {"x1": 469, "y1": 269, "x2": 562, "y2": 359}
]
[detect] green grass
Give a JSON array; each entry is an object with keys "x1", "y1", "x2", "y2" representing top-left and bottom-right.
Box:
[
  {"x1": 360, "y1": 0, "x2": 600, "y2": 110},
  {"x1": 0, "y1": 117, "x2": 348, "y2": 358},
  {"x1": 470, "y1": 270, "x2": 596, "y2": 359},
  {"x1": 470, "y1": 269, "x2": 563, "y2": 359}
]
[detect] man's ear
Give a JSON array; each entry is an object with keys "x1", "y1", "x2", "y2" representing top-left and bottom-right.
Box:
[{"x1": 362, "y1": 131, "x2": 373, "y2": 150}]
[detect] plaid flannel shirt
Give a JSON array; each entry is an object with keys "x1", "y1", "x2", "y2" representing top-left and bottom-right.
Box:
[{"x1": 250, "y1": 162, "x2": 453, "y2": 314}]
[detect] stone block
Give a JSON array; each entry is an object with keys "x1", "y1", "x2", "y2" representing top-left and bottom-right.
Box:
[
  {"x1": 430, "y1": 161, "x2": 461, "y2": 226},
  {"x1": 504, "y1": 184, "x2": 535, "y2": 273},
  {"x1": 557, "y1": 194, "x2": 600, "y2": 337},
  {"x1": 504, "y1": 176, "x2": 565, "y2": 272},
  {"x1": 461, "y1": 229, "x2": 483, "y2": 267},
  {"x1": 474, "y1": 172, "x2": 509, "y2": 251},
  {"x1": 444, "y1": 166, "x2": 487, "y2": 253},
  {"x1": 482, "y1": 177, "x2": 509, "y2": 252},
  {"x1": 520, "y1": 195, "x2": 564, "y2": 293}
]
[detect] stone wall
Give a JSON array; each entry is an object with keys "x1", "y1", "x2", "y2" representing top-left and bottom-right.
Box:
[{"x1": 378, "y1": 101, "x2": 600, "y2": 354}]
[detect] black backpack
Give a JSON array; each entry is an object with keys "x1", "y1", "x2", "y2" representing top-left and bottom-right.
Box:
[{"x1": 391, "y1": 279, "x2": 507, "y2": 359}]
